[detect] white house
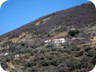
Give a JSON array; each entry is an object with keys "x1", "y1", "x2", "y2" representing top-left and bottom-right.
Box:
[
  {"x1": 0, "y1": 53, "x2": 8, "y2": 56},
  {"x1": 71, "y1": 37, "x2": 76, "y2": 40},
  {"x1": 44, "y1": 38, "x2": 65, "y2": 44},
  {"x1": 44, "y1": 40, "x2": 51, "y2": 43},
  {"x1": 4, "y1": 53, "x2": 8, "y2": 56},
  {"x1": 93, "y1": 37, "x2": 96, "y2": 40},
  {"x1": 15, "y1": 54, "x2": 20, "y2": 58},
  {"x1": 53, "y1": 38, "x2": 65, "y2": 44}
]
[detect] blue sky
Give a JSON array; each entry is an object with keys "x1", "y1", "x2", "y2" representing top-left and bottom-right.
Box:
[{"x1": 0, "y1": 0, "x2": 89, "y2": 35}]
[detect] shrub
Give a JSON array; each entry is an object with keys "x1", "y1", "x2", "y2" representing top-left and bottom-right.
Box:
[
  {"x1": 90, "y1": 56, "x2": 96, "y2": 65},
  {"x1": 75, "y1": 51, "x2": 84, "y2": 57},
  {"x1": 66, "y1": 58, "x2": 81, "y2": 70},
  {"x1": 19, "y1": 48, "x2": 34, "y2": 55},
  {"x1": 68, "y1": 29, "x2": 79, "y2": 37},
  {"x1": 57, "y1": 48, "x2": 65, "y2": 53},
  {"x1": 26, "y1": 59, "x2": 37, "y2": 67},
  {"x1": 5, "y1": 54, "x2": 14, "y2": 62},
  {"x1": 41, "y1": 59, "x2": 50, "y2": 66},
  {"x1": 57, "y1": 63, "x2": 70, "y2": 72},
  {"x1": 81, "y1": 56, "x2": 91, "y2": 68},
  {"x1": 50, "y1": 58, "x2": 60, "y2": 66},
  {"x1": 40, "y1": 48, "x2": 50, "y2": 53},
  {"x1": 86, "y1": 49, "x2": 96, "y2": 57}
]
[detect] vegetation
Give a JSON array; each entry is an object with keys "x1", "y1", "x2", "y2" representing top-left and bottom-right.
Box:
[
  {"x1": 0, "y1": 2, "x2": 96, "y2": 72},
  {"x1": 68, "y1": 29, "x2": 79, "y2": 37}
]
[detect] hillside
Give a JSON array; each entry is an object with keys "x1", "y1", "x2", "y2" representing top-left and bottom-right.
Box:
[{"x1": 0, "y1": 2, "x2": 96, "y2": 72}]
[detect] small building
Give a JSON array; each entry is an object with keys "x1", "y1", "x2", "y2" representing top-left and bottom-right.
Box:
[
  {"x1": 4, "y1": 53, "x2": 8, "y2": 56},
  {"x1": 53, "y1": 38, "x2": 65, "y2": 44},
  {"x1": 44, "y1": 40, "x2": 51, "y2": 43},
  {"x1": 44, "y1": 38, "x2": 65, "y2": 44},
  {"x1": 71, "y1": 37, "x2": 76, "y2": 40},
  {"x1": 15, "y1": 54, "x2": 20, "y2": 58},
  {"x1": 0, "y1": 52, "x2": 9, "y2": 56},
  {"x1": 93, "y1": 37, "x2": 96, "y2": 40},
  {"x1": 90, "y1": 36, "x2": 96, "y2": 41}
]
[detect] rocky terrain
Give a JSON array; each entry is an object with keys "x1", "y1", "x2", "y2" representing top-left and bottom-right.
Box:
[{"x1": 0, "y1": 2, "x2": 96, "y2": 72}]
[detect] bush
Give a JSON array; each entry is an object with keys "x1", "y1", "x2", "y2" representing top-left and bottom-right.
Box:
[
  {"x1": 68, "y1": 29, "x2": 79, "y2": 37},
  {"x1": 86, "y1": 49, "x2": 96, "y2": 57},
  {"x1": 57, "y1": 48, "x2": 65, "y2": 53},
  {"x1": 90, "y1": 56, "x2": 96, "y2": 65},
  {"x1": 57, "y1": 63, "x2": 70, "y2": 72},
  {"x1": 66, "y1": 58, "x2": 81, "y2": 70},
  {"x1": 18, "y1": 48, "x2": 34, "y2": 55},
  {"x1": 81, "y1": 56, "x2": 91, "y2": 68},
  {"x1": 40, "y1": 48, "x2": 50, "y2": 53},
  {"x1": 26, "y1": 60, "x2": 37, "y2": 67},
  {"x1": 40, "y1": 56, "x2": 61, "y2": 66},
  {"x1": 75, "y1": 51, "x2": 84, "y2": 57},
  {"x1": 41, "y1": 59, "x2": 50, "y2": 66},
  {"x1": 50, "y1": 58, "x2": 60, "y2": 66},
  {"x1": 5, "y1": 54, "x2": 14, "y2": 62}
]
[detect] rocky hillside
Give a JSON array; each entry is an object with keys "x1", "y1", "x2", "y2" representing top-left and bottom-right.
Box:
[{"x1": 0, "y1": 2, "x2": 96, "y2": 72}]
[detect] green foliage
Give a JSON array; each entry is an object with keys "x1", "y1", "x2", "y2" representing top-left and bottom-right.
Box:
[
  {"x1": 57, "y1": 64, "x2": 70, "y2": 72},
  {"x1": 86, "y1": 49, "x2": 96, "y2": 57},
  {"x1": 41, "y1": 59, "x2": 50, "y2": 66},
  {"x1": 75, "y1": 51, "x2": 84, "y2": 57},
  {"x1": 40, "y1": 48, "x2": 50, "y2": 53},
  {"x1": 40, "y1": 56, "x2": 61, "y2": 66},
  {"x1": 46, "y1": 33, "x2": 51, "y2": 37},
  {"x1": 66, "y1": 58, "x2": 81, "y2": 70},
  {"x1": 1, "y1": 40, "x2": 13, "y2": 47},
  {"x1": 68, "y1": 29, "x2": 79, "y2": 37},
  {"x1": 50, "y1": 58, "x2": 60, "y2": 66},
  {"x1": 5, "y1": 54, "x2": 14, "y2": 62},
  {"x1": 81, "y1": 56, "x2": 90, "y2": 68},
  {"x1": 40, "y1": 20, "x2": 44, "y2": 23},
  {"x1": 26, "y1": 60, "x2": 36, "y2": 67},
  {"x1": 91, "y1": 56, "x2": 96, "y2": 65}
]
